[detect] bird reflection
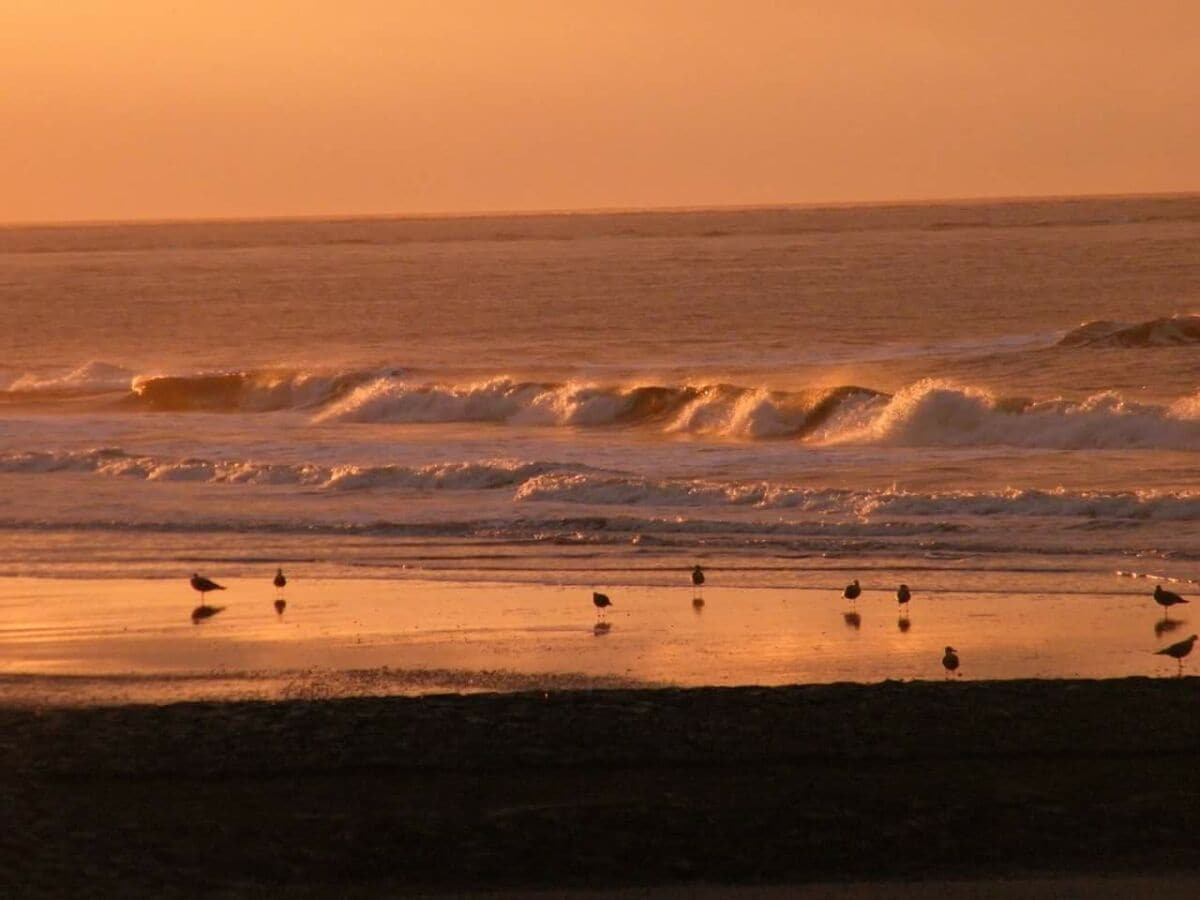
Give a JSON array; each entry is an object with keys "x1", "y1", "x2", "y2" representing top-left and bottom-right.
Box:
[
  {"x1": 191, "y1": 604, "x2": 224, "y2": 624},
  {"x1": 692, "y1": 596, "x2": 705, "y2": 613},
  {"x1": 843, "y1": 611, "x2": 861, "y2": 630},
  {"x1": 1155, "y1": 617, "x2": 1185, "y2": 637},
  {"x1": 593, "y1": 621, "x2": 612, "y2": 636},
  {"x1": 897, "y1": 614, "x2": 911, "y2": 633}
]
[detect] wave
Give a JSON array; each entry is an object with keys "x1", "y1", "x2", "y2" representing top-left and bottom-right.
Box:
[
  {"x1": 1058, "y1": 314, "x2": 1200, "y2": 347},
  {"x1": 5, "y1": 361, "x2": 1199, "y2": 451},
  {"x1": 0, "y1": 448, "x2": 594, "y2": 491},
  {"x1": 4, "y1": 361, "x2": 135, "y2": 395},
  {"x1": 315, "y1": 377, "x2": 883, "y2": 438},
  {"x1": 127, "y1": 368, "x2": 390, "y2": 411},
  {"x1": 819, "y1": 380, "x2": 1200, "y2": 451},
  {"x1": 516, "y1": 473, "x2": 1200, "y2": 520},
  {"x1": 315, "y1": 377, "x2": 1200, "y2": 450},
  {"x1": 3, "y1": 448, "x2": 1199, "y2": 522}
]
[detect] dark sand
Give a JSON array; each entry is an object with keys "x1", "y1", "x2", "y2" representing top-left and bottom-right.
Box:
[{"x1": 5, "y1": 678, "x2": 1200, "y2": 896}]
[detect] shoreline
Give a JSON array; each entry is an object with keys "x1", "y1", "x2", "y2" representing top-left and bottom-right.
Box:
[{"x1": 6, "y1": 677, "x2": 1200, "y2": 894}]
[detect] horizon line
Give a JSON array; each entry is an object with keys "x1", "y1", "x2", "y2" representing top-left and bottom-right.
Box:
[{"x1": 3, "y1": 188, "x2": 1199, "y2": 230}]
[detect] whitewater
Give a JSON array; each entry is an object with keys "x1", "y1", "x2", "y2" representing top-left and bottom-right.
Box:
[{"x1": 1, "y1": 196, "x2": 1198, "y2": 588}]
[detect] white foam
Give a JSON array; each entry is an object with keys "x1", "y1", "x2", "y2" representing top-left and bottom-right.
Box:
[
  {"x1": 822, "y1": 380, "x2": 1200, "y2": 451},
  {"x1": 7, "y1": 361, "x2": 134, "y2": 394}
]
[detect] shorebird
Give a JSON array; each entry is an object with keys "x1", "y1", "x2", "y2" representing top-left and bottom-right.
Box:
[
  {"x1": 692, "y1": 564, "x2": 705, "y2": 603},
  {"x1": 592, "y1": 591, "x2": 612, "y2": 618},
  {"x1": 897, "y1": 584, "x2": 911, "y2": 608},
  {"x1": 190, "y1": 573, "x2": 225, "y2": 600},
  {"x1": 1154, "y1": 585, "x2": 1188, "y2": 618},
  {"x1": 692, "y1": 565, "x2": 705, "y2": 587},
  {"x1": 942, "y1": 646, "x2": 960, "y2": 677},
  {"x1": 843, "y1": 579, "x2": 861, "y2": 603},
  {"x1": 274, "y1": 568, "x2": 287, "y2": 591},
  {"x1": 1155, "y1": 634, "x2": 1197, "y2": 677}
]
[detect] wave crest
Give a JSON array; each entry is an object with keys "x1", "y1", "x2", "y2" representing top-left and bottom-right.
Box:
[
  {"x1": 314, "y1": 376, "x2": 883, "y2": 438},
  {"x1": 1059, "y1": 314, "x2": 1200, "y2": 347},
  {"x1": 821, "y1": 380, "x2": 1200, "y2": 450}
]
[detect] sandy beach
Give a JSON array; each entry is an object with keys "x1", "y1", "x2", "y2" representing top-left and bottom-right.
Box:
[
  {"x1": 5, "y1": 677, "x2": 1200, "y2": 896},
  {"x1": 1, "y1": 575, "x2": 1192, "y2": 708}
]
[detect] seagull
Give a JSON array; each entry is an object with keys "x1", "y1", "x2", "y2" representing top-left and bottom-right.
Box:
[
  {"x1": 843, "y1": 579, "x2": 861, "y2": 602},
  {"x1": 191, "y1": 604, "x2": 224, "y2": 624},
  {"x1": 1154, "y1": 584, "x2": 1188, "y2": 617},
  {"x1": 592, "y1": 591, "x2": 612, "y2": 618},
  {"x1": 1155, "y1": 634, "x2": 1198, "y2": 677},
  {"x1": 897, "y1": 584, "x2": 911, "y2": 608},
  {"x1": 190, "y1": 573, "x2": 225, "y2": 600},
  {"x1": 942, "y1": 646, "x2": 960, "y2": 677},
  {"x1": 274, "y1": 568, "x2": 287, "y2": 591},
  {"x1": 692, "y1": 565, "x2": 705, "y2": 587}
]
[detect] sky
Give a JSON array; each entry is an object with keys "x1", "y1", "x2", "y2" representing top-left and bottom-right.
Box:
[{"x1": 2, "y1": 0, "x2": 1198, "y2": 222}]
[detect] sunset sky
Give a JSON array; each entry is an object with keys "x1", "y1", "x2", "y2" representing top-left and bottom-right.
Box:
[{"x1": 3, "y1": 0, "x2": 1197, "y2": 222}]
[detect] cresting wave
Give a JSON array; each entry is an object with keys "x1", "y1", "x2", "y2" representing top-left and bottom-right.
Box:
[
  {"x1": 2, "y1": 448, "x2": 1199, "y2": 521},
  {"x1": 1058, "y1": 314, "x2": 1200, "y2": 347},
  {"x1": 6, "y1": 364, "x2": 1199, "y2": 449},
  {"x1": 314, "y1": 377, "x2": 882, "y2": 439},
  {"x1": 318, "y1": 376, "x2": 1200, "y2": 450}
]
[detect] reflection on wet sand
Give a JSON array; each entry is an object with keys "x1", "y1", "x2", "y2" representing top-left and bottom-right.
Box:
[
  {"x1": 190, "y1": 604, "x2": 224, "y2": 624},
  {"x1": 1155, "y1": 617, "x2": 1185, "y2": 637},
  {"x1": 898, "y1": 614, "x2": 912, "y2": 633},
  {"x1": 4, "y1": 577, "x2": 1199, "y2": 703},
  {"x1": 593, "y1": 621, "x2": 612, "y2": 637}
]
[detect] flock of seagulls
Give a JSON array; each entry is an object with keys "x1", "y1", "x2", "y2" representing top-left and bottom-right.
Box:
[{"x1": 184, "y1": 562, "x2": 1197, "y2": 678}]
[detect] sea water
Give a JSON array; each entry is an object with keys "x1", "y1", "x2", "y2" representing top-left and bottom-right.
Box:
[{"x1": 1, "y1": 196, "x2": 1198, "y2": 689}]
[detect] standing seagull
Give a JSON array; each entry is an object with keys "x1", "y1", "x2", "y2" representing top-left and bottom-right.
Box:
[
  {"x1": 843, "y1": 579, "x2": 861, "y2": 603},
  {"x1": 942, "y1": 646, "x2": 960, "y2": 678},
  {"x1": 190, "y1": 573, "x2": 225, "y2": 600},
  {"x1": 1154, "y1": 584, "x2": 1188, "y2": 618},
  {"x1": 692, "y1": 564, "x2": 705, "y2": 606},
  {"x1": 897, "y1": 584, "x2": 911, "y2": 609},
  {"x1": 273, "y1": 568, "x2": 287, "y2": 616},
  {"x1": 592, "y1": 591, "x2": 612, "y2": 619},
  {"x1": 1156, "y1": 634, "x2": 1198, "y2": 677},
  {"x1": 692, "y1": 565, "x2": 705, "y2": 588}
]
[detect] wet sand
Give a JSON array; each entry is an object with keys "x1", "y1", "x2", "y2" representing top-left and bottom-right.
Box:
[
  {"x1": 0, "y1": 575, "x2": 1191, "y2": 705},
  {"x1": 6, "y1": 678, "x2": 1200, "y2": 895}
]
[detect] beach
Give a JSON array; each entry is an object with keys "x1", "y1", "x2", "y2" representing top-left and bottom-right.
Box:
[
  {"x1": 0, "y1": 576, "x2": 1194, "y2": 706},
  {"x1": 7, "y1": 677, "x2": 1200, "y2": 895},
  {"x1": 2, "y1": 199, "x2": 1198, "y2": 895}
]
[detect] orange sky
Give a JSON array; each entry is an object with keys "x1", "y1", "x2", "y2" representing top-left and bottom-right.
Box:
[{"x1": 2, "y1": 0, "x2": 1197, "y2": 222}]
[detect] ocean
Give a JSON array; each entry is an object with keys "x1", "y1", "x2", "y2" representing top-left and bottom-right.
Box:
[{"x1": 1, "y1": 195, "x2": 1198, "y2": 692}]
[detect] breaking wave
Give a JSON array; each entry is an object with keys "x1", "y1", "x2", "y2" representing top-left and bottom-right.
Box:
[
  {"x1": 4, "y1": 361, "x2": 136, "y2": 395},
  {"x1": 822, "y1": 380, "x2": 1200, "y2": 451},
  {"x1": 314, "y1": 377, "x2": 882, "y2": 438},
  {"x1": 515, "y1": 474, "x2": 1200, "y2": 520},
  {"x1": 1058, "y1": 314, "x2": 1200, "y2": 347},
  {"x1": 2, "y1": 447, "x2": 1199, "y2": 521},
  {"x1": 5, "y1": 362, "x2": 1199, "y2": 450},
  {"x1": 0, "y1": 448, "x2": 594, "y2": 491}
]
